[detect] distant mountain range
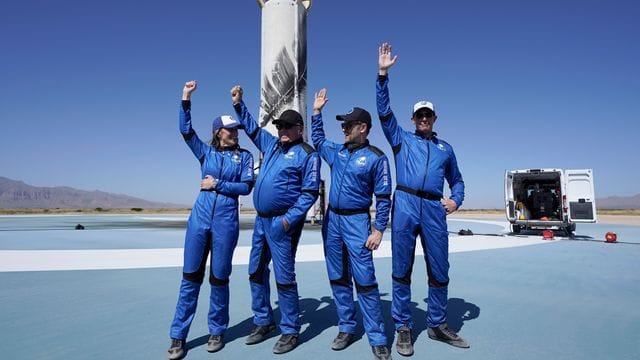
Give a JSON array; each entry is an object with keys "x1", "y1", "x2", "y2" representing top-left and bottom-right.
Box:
[
  {"x1": 0, "y1": 177, "x2": 188, "y2": 209},
  {"x1": 1, "y1": 176, "x2": 638, "y2": 210},
  {"x1": 596, "y1": 194, "x2": 640, "y2": 209}
]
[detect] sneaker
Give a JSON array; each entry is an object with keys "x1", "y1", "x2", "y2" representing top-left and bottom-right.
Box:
[
  {"x1": 207, "y1": 334, "x2": 224, "y2": 353},
  {"x1": 372, "y1": 345, "x2": 392, "y2": 360},
  {"x1": 395, "y1": 325, "x2": 413, "y2": 356},
  {"x1": 272, "y1": 333, "x2": 299, "y2": 354},
  {"x1": 245, "y1": 323, "x2": 276, "y2": 345},
  {"x1": 167, "y1": 339, "x2": 185, "y2": 360},
  {"x1": 427, "y1": 324, "x2": 470, "y2": 348},
  {"x1": 331, "y1": 332, "x2": 355, "y2": 351}
]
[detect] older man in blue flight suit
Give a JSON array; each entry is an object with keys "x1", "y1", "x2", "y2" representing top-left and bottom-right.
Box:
[
  {"x1": 231, "y1": 85, "x2": 320, "y2": 355},
  {"x1": 310, "y1": 89, "x2": 392, "y2": 360},
  {"x1": 377, "y1": 43, "x2": 468, "y2": 356}
]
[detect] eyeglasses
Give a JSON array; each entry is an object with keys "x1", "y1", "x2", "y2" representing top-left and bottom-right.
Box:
[
  {"x1": 341, "y1": 122, "x2": 362, "y2": 131},
  {"x1": 275, "y1": 123, "x2": 297, "y2": 130},
  {"x1": 414, "y1": 111, "x2": 434, "y2": 120}
]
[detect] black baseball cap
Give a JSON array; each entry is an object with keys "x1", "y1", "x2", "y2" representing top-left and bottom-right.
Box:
[
  {"x1": 336, "y1": 107, "x2": 372, "y2": 127},
  {"x1": 272, "y1": 109, "x2": 304, "y2": 126}
]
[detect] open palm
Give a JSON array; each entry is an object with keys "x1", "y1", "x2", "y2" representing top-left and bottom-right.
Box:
[{"x1": 378, "y1": 42, "x2": 398, "y2": 71}]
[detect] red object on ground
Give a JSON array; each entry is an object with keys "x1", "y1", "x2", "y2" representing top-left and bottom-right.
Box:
[
  {"x1": 542, "y1": 230, "x2": 555, "y2": 240},
  {"x1": 605, "y1": 232, "x2": 618, "y2": 243}
]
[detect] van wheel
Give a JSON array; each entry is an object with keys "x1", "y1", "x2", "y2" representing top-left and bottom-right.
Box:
[{"x1": 511, "y1": 224, "x2": 521, "y2": 234}]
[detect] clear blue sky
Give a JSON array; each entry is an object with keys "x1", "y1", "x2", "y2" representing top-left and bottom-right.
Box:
[{"x1": 1, "y1": 0, "x2": 638, "y2": 209}]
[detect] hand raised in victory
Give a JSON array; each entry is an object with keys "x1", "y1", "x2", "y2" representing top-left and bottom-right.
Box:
[
  {"x1": 378, "y1": 42, "x2": 398, "y2": 76},
  {"x1": 313, "y1": 88, "x2": 329, "y2": 114}
]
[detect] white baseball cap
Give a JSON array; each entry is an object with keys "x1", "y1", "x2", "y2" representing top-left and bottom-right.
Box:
[
  {"x1": 212, "y1": 115, "x2": 243, "y2": 132},
  {"x1": 413, "y1": 100, "x2": 435, "y2": 115}
]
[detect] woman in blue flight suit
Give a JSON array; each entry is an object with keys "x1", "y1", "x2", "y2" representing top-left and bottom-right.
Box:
[{"x1": 168, "y1": 80, "x2": 254, "y2": 360}]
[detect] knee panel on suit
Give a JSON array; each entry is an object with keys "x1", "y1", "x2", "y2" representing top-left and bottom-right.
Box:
[
  {"x1": 355, "y1": 281, "x2": 378, "y2": 294},
  {"x1": 330, "y1": 278, "x2": 350, "y2": 288},
  {"x1": 328, "y1": 242, "x2": 350, "y2": 287},
  {"x1": 392, "y1": 248, "x2": 416, "y2": 286},
  {"x1": 183, "y1": 267, "x2": 205, "y2": 284},
  {"x1": 209, "y1": 274, "x2": 230, "y2": 286},
  {"x1": 248, "y1": 272, "x2": 262, "y2": 284},
  {"x1": 182, "y1": 229, "x2": 211, "y2": 284},
  {"x1": 249, "y1": 240, "x2": 271, "y2": 284},
  {"x1": 428, "y1": 277, "x2": 449, "y2": 288},
  {"x1": 392, "y1": 274, "x2": 411, "y2": 285},
  {"x1": 276, "y1": 282, "x2": 295, "y2": 291}
]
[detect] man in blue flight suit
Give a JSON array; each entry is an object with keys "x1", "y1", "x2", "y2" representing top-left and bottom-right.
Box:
[
  {"x1": 231, "y1": 85, "x2": 320, "y2": 354},
  {"x1": 377, "y1": 43, "x2": 469, "y2": 356},
  {"x1": 310, "y1": 89, "x2": 392, "y2": 360}
]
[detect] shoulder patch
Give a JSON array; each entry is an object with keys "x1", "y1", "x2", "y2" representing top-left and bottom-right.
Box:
[
  {"x1": 367, "y1": 145, "x2": 384, "y2": 157},
  {"x1": 300, "y1": 142, "x2": 316, "y2": 154}
]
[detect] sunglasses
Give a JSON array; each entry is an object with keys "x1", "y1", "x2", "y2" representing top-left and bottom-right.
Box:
[
  {"x1": 275, "y1": 123, "x2": 298, "y2": 130},
  {"x1": 341, "y1": 122, "x2": 362, "y2": 131},
  {"x1": 414, "y1": 111, "x2": 434, "y2": 120}
]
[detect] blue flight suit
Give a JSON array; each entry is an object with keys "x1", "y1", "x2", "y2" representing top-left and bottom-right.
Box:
[
  {"x1": 234, "y1": 101, "x2": 320, "y2": 335},
  {"x1": 170, "y1": 101, "x2": 254, "y2": 340},
  {"x1": 311, "y1": 112, "x2": 392, "y2": 346},
  {"x1": 376, "y1": 75, "x2": 465, "y2": 329}
]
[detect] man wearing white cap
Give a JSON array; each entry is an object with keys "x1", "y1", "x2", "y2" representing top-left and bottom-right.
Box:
[{"x1": 376, "y1": 43, "x2": 468, "y2": 356}]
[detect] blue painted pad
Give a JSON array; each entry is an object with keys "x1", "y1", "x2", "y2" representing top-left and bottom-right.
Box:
[
  {"x1": 1, "y1": 215, "x2": 639, "y2": 359},
  {"x1": 0, "y1": 228, "x2": 185, "y2": 250}
]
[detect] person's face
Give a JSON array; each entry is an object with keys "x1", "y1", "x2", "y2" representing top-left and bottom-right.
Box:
[
  {"x1": 341, "y1": 121, "x2": 367, "y2": 143},
  {"x1": 216, "y1": 127, "x2": 239, "y2": 147},
  {"x1": 412, "y1": 109, "x2": 437, "y2": 134},
  {"x1": 276, "y1": 123, "x2": 303, "y2": 143}
]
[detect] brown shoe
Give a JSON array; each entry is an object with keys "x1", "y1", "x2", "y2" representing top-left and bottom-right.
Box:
[
  {"x1": 167, "y1": 339, "x2": 185, "y2": 360},
  {"x1": 273, "y1": 333, "x2": 299, "y2": 354},
  {"x1": 427, "y1": 324, "x2": 470, "y2": 348},
  {"x1": 331, "y1": 332, "x2": 354, "y2": 350},
  {"x1": 396, "y1": 325, "x2": 413, "y2": 356},
  {"x1": 207, "y1": 334, "x2": 224, "y2": 352},
  {"x1": 245, "y1": 323, "x2": 276, "y2": 345}
]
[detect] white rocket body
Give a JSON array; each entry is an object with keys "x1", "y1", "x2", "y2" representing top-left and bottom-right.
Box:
[{"x1": 257, "y1": 0, "x2": 310, "y2": 137}]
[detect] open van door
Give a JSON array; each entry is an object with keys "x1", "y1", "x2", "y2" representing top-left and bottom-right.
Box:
[
  {"x1": 565, "y1": 169, "x2": 597, "y2": 223},
  {"x1": 504, "y1": 170, "x2": 517, "y2": 222}
]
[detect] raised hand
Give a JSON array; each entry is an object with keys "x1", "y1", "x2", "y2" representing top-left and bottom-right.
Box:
[
  {"x1": 378, "y1": 42, "x2": 398, "y2": 75},
  {"x1": 182, "y1": 80, "x2": 197, "y2": 100},
  {"x1": 313, "y1": 88, "x2": 329, "y2": 114},
  {"x1": 230, "y1": 85, "x2": 243, "y2": 105}
]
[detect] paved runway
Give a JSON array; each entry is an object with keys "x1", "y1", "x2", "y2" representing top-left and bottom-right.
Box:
[{"x1": 1, "y1": 214, "x2": 638, "y2": 359}]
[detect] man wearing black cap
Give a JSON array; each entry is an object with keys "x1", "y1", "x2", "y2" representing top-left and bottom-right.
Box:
[
  {"x1": 231, "y1": 85, "x2": 320, "y2": 354},
  {"x1": 377, "y1": 43, "x2": 468, "y2": 356},
  {"x1": 311, "y1": 89, "x2": 392, "y2": 360}
]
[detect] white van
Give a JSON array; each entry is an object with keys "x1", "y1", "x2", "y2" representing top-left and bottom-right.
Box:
[{"x1": 504, "y1": 168, "x2": 596, "y2": 234}]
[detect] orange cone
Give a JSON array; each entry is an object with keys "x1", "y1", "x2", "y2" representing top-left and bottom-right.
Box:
[
  {"x1": 605, "y1": 232, "x2": 617, "y2": 243},
  {"x1": 542, "y1": 230, "x2": 555, "y2": 240}
]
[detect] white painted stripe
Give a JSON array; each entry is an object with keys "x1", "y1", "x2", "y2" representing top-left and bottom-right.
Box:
[{"x1": 0, "y1": 235, "x2": 549, "y2": 272}]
